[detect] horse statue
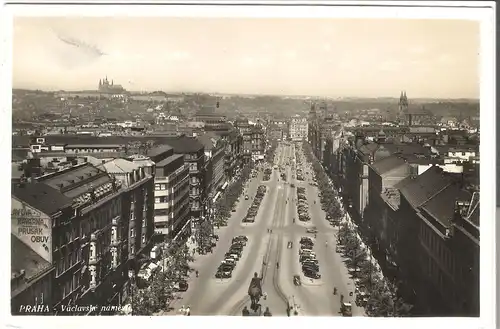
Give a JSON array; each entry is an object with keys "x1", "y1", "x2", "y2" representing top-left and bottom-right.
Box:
[{"x1": 248, "y1": 272, "x2": 263, "y2": 312}]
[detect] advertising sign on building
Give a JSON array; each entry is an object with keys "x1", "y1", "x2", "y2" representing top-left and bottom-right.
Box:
[{"x1": 11, "y1": 197, "x2": 52, "y2": 263}]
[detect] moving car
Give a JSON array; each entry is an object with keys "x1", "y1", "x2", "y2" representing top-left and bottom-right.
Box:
[
  {"x1": 341, "y1": 302, "x2": 352, "y2": 316},
  {"x1": 293, "y1": 275, "x2": 301, "y2": 286},
  {"x1": 245, "y1": 195, "x2": 249, "y2": 200},
  {"x1": 287, "y1": 241, "x2": 293, "y2": 249},
  {"x1": 306, "y1": 228, "x2": 318, "y2": 234}
]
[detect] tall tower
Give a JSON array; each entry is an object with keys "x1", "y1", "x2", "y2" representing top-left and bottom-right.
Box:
[{"x1": 399, "y1": 91, "x2": 409, "y2": 114}]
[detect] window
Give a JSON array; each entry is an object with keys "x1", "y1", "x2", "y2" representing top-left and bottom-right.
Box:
[
  {"x1": 155, "y1": 184, "x2": 161, "y2": 190},
  {"x1": 161, "y1": 184, "x2": 166, "y2": 190},
  {"x1": 130, "y1": 228, "x2": 134, "y2": 237},
  {"x1": 155, "y1": 197, "x2": 161, "y2": 203},
  {"x1": 142, "y1": 234, "x2": 146, "y2": 244}
]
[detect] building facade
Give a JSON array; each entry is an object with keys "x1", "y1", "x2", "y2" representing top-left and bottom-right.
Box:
[
  {"x1": 162, "y1": 136, "x2": 207, "y2": 247},
  {"x1": 290, "y1": 116, "x2": 308, "y2": 141},
  {"x1": 197, "y1": 132, "x2": 226, "y2": 200},
  {"x1": 12, "y1": 161, "x2": 154, "y2": 315},
  {"x1": 250, "y1": 125, "x2": 266, "y2": 162},
  {"x1": 146, "y1": 145, "x2": 190, "y2": 245}
]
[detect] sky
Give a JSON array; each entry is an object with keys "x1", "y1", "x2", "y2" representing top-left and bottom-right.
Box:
[{"x1": 12, "y1": 17, "x2": 480, "y2": 98}]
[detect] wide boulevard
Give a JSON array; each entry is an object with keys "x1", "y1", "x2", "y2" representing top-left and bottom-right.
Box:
[{"x1": 168, "y1": 142, "x2": 365, "y2": 316}]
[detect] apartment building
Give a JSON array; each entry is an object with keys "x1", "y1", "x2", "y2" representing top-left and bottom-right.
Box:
[
  {"x1": 290, "y1": 116, "x2": 308, "y2": 141},
  {"x1": 197, "y1": 132, "x2": 226, "y2": 200},
  {"x1": 11, "y1": 161, "x2": 154, "y2": 315},
  {"x1": 162, "y1": 136, "x2": 206, "y2": 246},
  {"x1": 146, "y1": 145, "x2": 190, "y2": 245}
]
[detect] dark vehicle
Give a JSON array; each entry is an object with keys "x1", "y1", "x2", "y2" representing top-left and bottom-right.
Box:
[
  {"x1": 300, "y1": 237, "x2": 313, "y2": 244},
  {"x1": 300, "y1": 244, "x2": 314, "y2": 251},
  {"x1": 178, "y1": 280, "x2": 189, "y2": 291},
  {"x1": 341, "y1": 302, "x2": 353, "y2": 316},
  {"x1": 232, "y1": 239, "x2": 247, "y2": 247},
  {"x1": 293, "y1": 275, "x2": 301, "y2": 286},
  {"x1": 304, "y1": 269, "x2": 321, "y2": 279},
  {"x1": 287, "y1": 241, "x2": 293, "y2": 249},
  {"x1": 243, "y1": 216, "x2": 255, "y2": 223},
  {"x1": 302, "y1": 264, "x2": 320, "y2": 272},
  {"x1": 216, "y1": 268, "x2": 232, "y2": 278},
  {"x1": 231, "y1": 243, "x2": 244, "y2": 249},
  {"x1": 299, "y1": 255, "x2": 317, "y2": 263}
]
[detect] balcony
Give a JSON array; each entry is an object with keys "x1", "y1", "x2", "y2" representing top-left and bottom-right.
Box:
[
  {"x1": 189, "y1": 168, "x2": 200, "y2": 174},
  {"x1": 189, "y1": 192, "x2": 201, "y2": 200}
]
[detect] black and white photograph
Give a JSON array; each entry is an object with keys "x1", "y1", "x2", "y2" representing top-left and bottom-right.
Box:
[{"x1": 3, "y1": 1, "x2": 495, "y2": 327}]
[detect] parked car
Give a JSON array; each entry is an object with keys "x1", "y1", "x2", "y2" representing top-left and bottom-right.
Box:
[
  {"x1": 293, "y1": 275, "x2": 301, "y2": 286},
  {"x1": 303, "y1": 269, "x2": 321, "y2": 279},
  {"x1": 306, "y1": 228, "x2": 318, "y2": 234},
  {"x1": 287, "y1": 241, "x2": 293, "y2": 249}
]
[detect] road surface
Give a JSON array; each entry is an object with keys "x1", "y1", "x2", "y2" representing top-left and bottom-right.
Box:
[{"x1": 166, "y1": 142, "x2": 366, "y2": 316}]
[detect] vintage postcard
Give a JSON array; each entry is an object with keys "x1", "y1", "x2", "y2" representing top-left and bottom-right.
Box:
[{"x1": 2, "y1": 2, "x2": 495, "y2": 329}]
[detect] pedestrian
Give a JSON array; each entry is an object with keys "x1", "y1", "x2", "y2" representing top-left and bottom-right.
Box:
[
  {"x1": 242, "y1": 306, "x2": 250, "y2": 316},
  {"x1": 185, "y1": 306, "x2": 191, "y2": 316},
  {"x1": 263, "y1": 307, "x2": 272, "y2": 316}
]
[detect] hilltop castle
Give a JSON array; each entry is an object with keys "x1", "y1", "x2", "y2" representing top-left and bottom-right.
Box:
[{"x1": 98, "y1": 76, "x2": 125, "y2": 94}]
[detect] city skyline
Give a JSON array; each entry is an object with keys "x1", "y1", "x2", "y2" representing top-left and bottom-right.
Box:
[{"x1": 13, "y1": 17, "x2": 480, "y2": 98}]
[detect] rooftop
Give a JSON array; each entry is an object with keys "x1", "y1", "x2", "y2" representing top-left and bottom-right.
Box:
[
  {"x1": 419, "y1": 183, "x2": 472, "y2": 228},
  {"x1": 97, "y1": 158, "x2": 140, "y2": 174},
  {"x1": 12, "y1": 181, "x2": 72, "y2": 216},
  {"x1": 197, "y1": 132, "x2": 221, "y2": 151},
  {"x1": 155, "y1": 153, "x2": 184, "y2": 167},
  {"x1": 399, "y1": 166, "x2": 454, "y2": 208},
  {"x1": 146, "y1": 144, "x2": 173, "y2": 158},
  {"x1": 163, "y1": 135, "x2": 204, "y2": 154},
  {"x1": 35, "y1": 163, "x2": 114, "y2": 201},
  {"x1": 371, "y1": 155, "x2": 409, "y2": 176}
]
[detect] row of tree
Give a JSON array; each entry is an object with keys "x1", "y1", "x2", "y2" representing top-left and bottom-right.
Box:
[
  {"x1": 213, "y1": 162, "x2": 255, "y2": 227},
  {"x1": 302, "y1": 142, "x2": 412, "y2": 317},
  {"x1": 128, "y1": 240, "x2": 194, "y2": 315}
]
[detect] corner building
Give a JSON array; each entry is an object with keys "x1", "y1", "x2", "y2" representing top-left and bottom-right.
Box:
[
  {"x1": 146, "y1": 145, "x2": 191, "y2": 245},
  {"x1": 11, "y1": 161, "x2": 154, "y2": 315}
]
